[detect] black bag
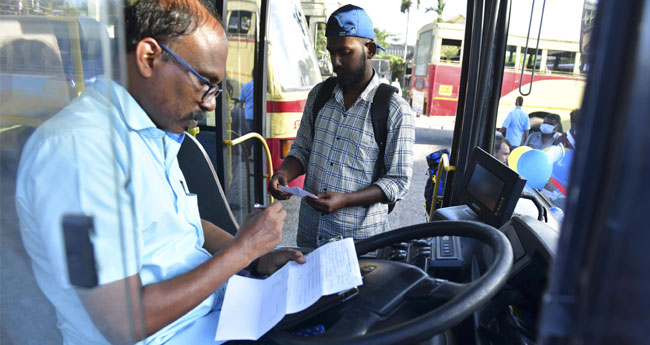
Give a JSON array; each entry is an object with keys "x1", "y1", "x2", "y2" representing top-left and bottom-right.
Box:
[
  {"x1": 424, "y1": 148, "x2": 450, "y2": 214},
  {"x1": 311, "y1": 77, "x2": 399, "y2": 213}
]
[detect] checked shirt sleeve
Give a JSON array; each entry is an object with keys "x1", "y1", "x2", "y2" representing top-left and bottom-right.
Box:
[{"x1": 373, "y1": 96, "x2": 415, "y2": 203}]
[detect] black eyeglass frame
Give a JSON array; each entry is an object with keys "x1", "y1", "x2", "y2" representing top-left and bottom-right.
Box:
[{"x1": 159, "y1": 43, "x2": 222, "y2": 104}]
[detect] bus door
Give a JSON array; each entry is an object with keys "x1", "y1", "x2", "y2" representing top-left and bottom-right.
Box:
[
  {"x1": 199, "y1": 0, "x2": 320, "y2": 225},
  {"x1": 0, "y1": 3, "x2": 146, "y2": 343}
]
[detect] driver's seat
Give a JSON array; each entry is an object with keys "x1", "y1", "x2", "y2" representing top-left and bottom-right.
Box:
[{"x1": 177, "y1": 132, "x2": 239, "y2": 235}]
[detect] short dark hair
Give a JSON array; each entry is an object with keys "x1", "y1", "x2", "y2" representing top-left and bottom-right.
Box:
[
  {"x1": 570, "y1": 108, "x2": 580, "y2": 124},
  {"x1": 124, "y1": 0, "x2": 221, "y2": 52},
  {"x1": 494, "y1": 137, "x2": 512, "y2": 153},
  {"x1": 515, "y1": 96, "x2": 524, "y2": 106}
]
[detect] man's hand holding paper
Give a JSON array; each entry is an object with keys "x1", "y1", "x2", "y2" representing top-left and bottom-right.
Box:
[{"x1": 215, "y1": 238, "x2": 363, "y2": 341}]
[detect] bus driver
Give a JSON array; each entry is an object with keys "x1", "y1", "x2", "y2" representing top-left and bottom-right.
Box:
[{"x1": 15, "y1": 0, "x2": 305, "y2": 344}]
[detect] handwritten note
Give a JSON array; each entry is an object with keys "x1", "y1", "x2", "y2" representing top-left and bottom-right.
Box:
[{"x1": 215, "y1": 238, "x2": 362, "y2": 341}]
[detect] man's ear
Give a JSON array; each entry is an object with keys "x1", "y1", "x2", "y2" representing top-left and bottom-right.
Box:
[
  {"x1": 133, "y1": 37, "x2": 162, "y2": 79},
  {"x1": 366, "y1": 40, "x2": 377, "y2": 59}
]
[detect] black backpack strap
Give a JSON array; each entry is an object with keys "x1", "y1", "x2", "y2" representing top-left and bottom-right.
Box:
[
  {"x1": 371, "y1": 83, "x2": 398, "y2": 213},
  {"x1": 371, "y1": 83, "x2": 398, "y2": 179},
  {"x1": 311, "y1": 77, "x2": 338, "y2": 139}
]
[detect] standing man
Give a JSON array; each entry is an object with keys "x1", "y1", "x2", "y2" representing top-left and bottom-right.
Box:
[
  {"x1": 269, "y1": 5, "x2": 415, "y2": 248},
  {"x1": 500, "y1": 96, "x2": 530, "y2": 147},
  {"x1": 15, "y1": 0, "x2": 304, "y2": 344}
]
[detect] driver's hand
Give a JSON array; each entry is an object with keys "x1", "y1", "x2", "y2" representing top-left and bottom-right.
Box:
[
  {"x1": 256, "y1": 248, "x2": 306, "y2": 275},
  {"x1": 269, "y1": 172, "x2": 292, "y2": 200}
]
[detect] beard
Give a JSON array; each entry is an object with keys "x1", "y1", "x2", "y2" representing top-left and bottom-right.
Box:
[
  {"x1": 334, "y1": 51, "x2": 367, "y2": 90},
  {"x1": 182, "y1": 109, "x2": 207, "y2": 122}
]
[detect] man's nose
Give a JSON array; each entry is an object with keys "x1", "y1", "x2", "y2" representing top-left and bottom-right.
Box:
[
  {"x1": 200, "y1": 97, "x2": 217, "y2": 112},
  {"x1": 331, "y1": 54, "x2": 342, "y2": 68}
]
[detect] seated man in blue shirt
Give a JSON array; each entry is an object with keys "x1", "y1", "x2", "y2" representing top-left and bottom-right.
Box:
[{"x1": 15, "y1": 0, "x2": 304, "y2": 344}]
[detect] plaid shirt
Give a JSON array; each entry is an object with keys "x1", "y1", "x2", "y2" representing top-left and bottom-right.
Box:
[{"x1": 288, "y1": 73, "x2": 414, "y2": 247}]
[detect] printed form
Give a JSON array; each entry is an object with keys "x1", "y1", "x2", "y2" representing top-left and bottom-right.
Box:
[{"x1": 215, "y1": 238, "x2": 363, "y2": 341}]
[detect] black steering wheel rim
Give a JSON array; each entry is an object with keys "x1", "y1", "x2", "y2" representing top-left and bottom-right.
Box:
[{"x1": 269, "y1": 220, "x2": 513, "y2": 345}]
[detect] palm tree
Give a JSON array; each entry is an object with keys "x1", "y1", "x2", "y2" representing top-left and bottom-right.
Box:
[
  {"x1": 400, "y1": 0, "x2": 419, "y2": 93},
  {"x1": 425, "y1": 0, "x2": 446, "y2": 23}
]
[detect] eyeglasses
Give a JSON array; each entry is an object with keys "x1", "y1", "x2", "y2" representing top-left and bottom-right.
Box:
[{"x1": 159, "y1": 43, "x2": 222, "y2": 104}]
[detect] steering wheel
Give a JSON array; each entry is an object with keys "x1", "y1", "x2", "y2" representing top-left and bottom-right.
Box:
[{"x1": 267, "y1": 221, "x2": 513, "y2": 345}]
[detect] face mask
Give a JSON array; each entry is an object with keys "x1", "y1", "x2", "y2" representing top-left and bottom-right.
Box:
[{"x1": 540, "y1": 123, "x2": 556, "y2": 134}]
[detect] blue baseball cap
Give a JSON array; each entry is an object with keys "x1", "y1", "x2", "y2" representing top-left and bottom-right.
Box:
[{"x1": 326, "y1": 4, "x2": 386, "y2": 51}]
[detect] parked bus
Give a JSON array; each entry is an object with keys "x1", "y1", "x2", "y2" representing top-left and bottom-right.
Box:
[
  {"x1": 410, "y1": 21, "x2": 586, "y2": 130},
  {"x1": 220, "y1": 0, "x2": 321, "y2": 197}
]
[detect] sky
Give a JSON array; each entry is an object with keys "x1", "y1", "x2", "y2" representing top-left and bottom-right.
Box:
[{"x1": 323, "y1": 0, "x2": 585, "y2": 46}]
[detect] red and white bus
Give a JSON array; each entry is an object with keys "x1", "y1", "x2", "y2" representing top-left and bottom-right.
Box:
[{"x1": 410, "y1": 22, "x2": 586, "y2": 130}]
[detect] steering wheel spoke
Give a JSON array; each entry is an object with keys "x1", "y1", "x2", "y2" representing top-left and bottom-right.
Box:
[
  {"x1": 319, "y1": 308, "x2": 382, "y2": 337},
  {"x1": 404, "y1": 277, "x2": 468, "y2": 305}
]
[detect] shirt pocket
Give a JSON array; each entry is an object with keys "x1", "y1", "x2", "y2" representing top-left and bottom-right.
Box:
[
  {"x1": 343, "y1": 132, "x2": 378, "y2": 181},
  {"x1": 183, "y1": 193, "x2": 202, "y2": 228}
]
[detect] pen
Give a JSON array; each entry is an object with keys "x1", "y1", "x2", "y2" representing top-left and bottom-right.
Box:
[
  {"x1": 253, "y1": 203, "x2": 266, "y2": 210},
  {"x1": 179, "y1": 180, "x2": 189, "y2": 194}
]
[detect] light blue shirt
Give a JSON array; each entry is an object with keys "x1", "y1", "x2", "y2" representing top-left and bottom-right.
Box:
[
  {"x1": 15, "y1": 77, "x2": 223, "y2": 345},
  {"x1": 502, "y1": 106, "x2": 530, "y2": 146},
  {"x1": 240, "y1": 80, "x2": 254, "y2": 121}
]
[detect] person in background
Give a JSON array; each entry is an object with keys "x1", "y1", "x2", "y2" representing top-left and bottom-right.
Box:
[
  {"x1": 379, "y1": 73, "x2": 390, "y2": 84},
  {"x1": 268, "y1": 4, "x2": 415, "y2": 248},
  {"x1": 554, "y1": 108, "x2": 580, "y2": 149},
  {"x1": 525, "y1": 113, "x2": 562, "y2": 150},
  {"x1": 500, "y1": 96, "x2": 530, "y2": 147},
  {"x1": 391, "y1": 77, "x2": 402, "y2": 96},
  {"x1": 240, "y1": 77, "x2": 254, "y2": 133},
  {"x1": 493, "y1": 135, "x2": 512, "y2": 164}
]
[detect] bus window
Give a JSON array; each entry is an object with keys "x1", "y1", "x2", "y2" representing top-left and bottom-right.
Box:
[
  {"x1": 1, "y1": 1, "x2": 142, "y2": 343},
  {"x1": 504, "y1": 45, "x2": 517, "y2": 67},
  {"x1": 440, "y1": 38, "x2": 461, "y2": 63},
  {"x1": 414, "y1": 29, "x2": 433, "y2": 77},
  {"x1": 228, "y1": 10, "x2": 253, "y2": 34},
  {"x1": 497, "y1": 0, "x2": 586, "y2": 217},
  {"x1": 268, "y1": 0, "x2": 320, "y2": 92}
]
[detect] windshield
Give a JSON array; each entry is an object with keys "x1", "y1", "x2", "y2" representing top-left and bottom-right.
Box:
[{"x1": 268, "y1": 0, "x2": 321, "y2": 92}]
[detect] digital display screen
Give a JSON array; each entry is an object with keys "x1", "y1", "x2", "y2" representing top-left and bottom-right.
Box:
[{"x1": 467, "y1": 163, "x2": 505, "y2": 211}]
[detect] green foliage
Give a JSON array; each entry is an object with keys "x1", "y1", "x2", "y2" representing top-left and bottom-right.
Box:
[
  {"x1": 401, "y1": 0, "x2": 420, "y2": 13},
  {"x1": 425, "y1": 0, "x2": 446, "y2": 22},
  {"x1": 376, "y1": 53, "x2": 406, "y2": 82},
  {"x1": 373, "y1": 28, "x2": 395, "y2": 50}
]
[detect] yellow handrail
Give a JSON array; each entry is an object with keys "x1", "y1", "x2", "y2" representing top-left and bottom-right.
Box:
[
  {"x1": 224, "y1": 132, "x2": 274, "y2": 204},
  {"x1": 428, "y1": 153, "x2": 456, "y2": 221}
]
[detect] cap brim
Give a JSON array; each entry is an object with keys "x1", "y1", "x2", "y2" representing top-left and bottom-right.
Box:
[{"x1": 376, "y1": 42, "x2": 386, "y2": 51}]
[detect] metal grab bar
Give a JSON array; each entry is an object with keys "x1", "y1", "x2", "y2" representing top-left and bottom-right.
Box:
[
  {"x1": 428, "y1": 153, "x2": 457, "y2": 221},
  {"x1": 224, "y1": 132, "x2": 274, "y2": 204},
  {"x1": 519, "y1": 0, "x2": 547, "y2": 96}
]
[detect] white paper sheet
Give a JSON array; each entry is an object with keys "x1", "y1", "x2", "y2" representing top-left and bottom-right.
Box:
[
  {"x1": 214, "y1": 238, "x2": 362, "y2": 341},
  {"x1": 278, "y1": 185, "x2": 319, "y2": 199}
]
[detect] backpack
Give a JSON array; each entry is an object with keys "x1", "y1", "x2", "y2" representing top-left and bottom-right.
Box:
[
  {"x1": 311, "y1": 77, "x2": 399, "y2": 213},
  {"x1": 424, "y1": 148, "x2": 450, "y2": 214}
]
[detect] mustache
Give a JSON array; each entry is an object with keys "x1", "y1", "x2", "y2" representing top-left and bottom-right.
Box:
[{"x1": 182, "y1": 110, "x2": 207, "y2": 122}]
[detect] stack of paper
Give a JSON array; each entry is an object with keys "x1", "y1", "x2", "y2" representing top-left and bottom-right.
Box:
[{"x1": 215, "y1": 238, "x2": 362, "y2": 341}]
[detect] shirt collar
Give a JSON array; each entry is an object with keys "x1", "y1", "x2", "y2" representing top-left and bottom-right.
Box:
[{"x1": 92, "y1": 76, "x2": 160, "y2": 133}]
